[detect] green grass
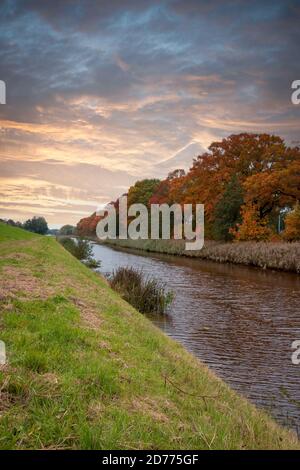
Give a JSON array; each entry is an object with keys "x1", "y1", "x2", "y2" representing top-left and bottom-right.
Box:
[
  {"x1": 0, "y1": 222, "x2": 298, "y2": 449},
  {"x1": 0, "y1": 223, "x2": 37, "y2": 242}
]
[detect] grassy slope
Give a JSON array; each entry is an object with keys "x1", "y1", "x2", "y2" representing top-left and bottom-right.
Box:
[{"x1": 0, "y1": 223, "x2": 298, "y2": 449}]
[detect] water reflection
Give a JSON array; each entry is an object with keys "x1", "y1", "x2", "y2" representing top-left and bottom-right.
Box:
[{"x1": 92, "y1": 242, "x2": 300, "y2": 432}]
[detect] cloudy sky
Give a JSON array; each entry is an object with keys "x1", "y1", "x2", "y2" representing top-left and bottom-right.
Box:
[{"x1": 0, "y1": 0, "x2": 299, "y2": 227}]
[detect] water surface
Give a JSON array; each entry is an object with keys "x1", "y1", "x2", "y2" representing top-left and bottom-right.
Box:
[{"x1": 92, "y1": 242, "x2": 300, "y2": 432}]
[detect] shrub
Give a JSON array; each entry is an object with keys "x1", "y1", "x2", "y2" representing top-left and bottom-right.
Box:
[
  {"x1": 109, "y1": 267, "x2": 173, "y2": 314},
  {"x1": 59, "y1": 237, "x2": 101, "y2": 268},
  {"x1": 83, "y1": 258, "x2": 101, "y2": 269}
]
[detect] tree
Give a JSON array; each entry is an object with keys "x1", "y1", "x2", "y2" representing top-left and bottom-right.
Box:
[
  {"x1": 74, "y1": 133, "x2": 300, "y2": 242},
  {"x1": 230, "y1": 203, "x2": 272, "y2": 241},
  {"x1": 213, "y1": 175, "x2": 243, "y2": 241},
  {"x1": 59, "y1": 237, "x2": 100, "y2": 268},
  {"x1": 6, "y1": 219, "x2": 17, "y2": 227},
  {"x1": 127, "y1": 179, "x2": 160, "y2": 207},
  {"x1": 23, "y1": 216, "x2": 48, "y2": 235},
  {"x1": 149, "y1": 171, "x2": 186, "y2": 207},
  {"x1": 167, "y1": 169, "x2": 185, "y2": 180},
  {"x1": 173, "y1": 133, "x2": 299, "y2": 238},
  {"x1": 77, "y1": 212, "x2": 103, "y2": 236},
  {"x1": 6, "y1": 219, "x2": 23, "y2": 228},
  {"x1": 127, "y1": 179, "x2": 160, "y2": 237},
  {"x1": 59, "y1": 224, "x2": 75, "y2": 236},
  {"x1": 243, "y1": 157, "x2": 300, "y2": 219},
  {"x1": 283, "y1": 203, "x2": 300, "y2": 241}
]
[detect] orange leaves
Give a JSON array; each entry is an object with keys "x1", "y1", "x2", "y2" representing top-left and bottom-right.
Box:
[
  {"x1": 149, "y1": 180, "x2": 172, "y2": 205},
  {"x1": 77, "y1": 212, "x2": 103, "y2": 236},
  {"x1": 282, "y1": 204, "x2": 300, "y2": 241},
  {"x1": 76, "y1": 133, "x2": 300, "y2": 242},
  {"x1": 243, "y1": 159, "x2": 300, "y2": 214},
  {"x1": 230, "y1": 203, "x2": 273, "y2": 241}
]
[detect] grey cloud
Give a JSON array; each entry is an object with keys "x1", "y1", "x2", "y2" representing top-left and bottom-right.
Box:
[{"x1": 0, "y1": 0, "x2": 300, "y2": 224}]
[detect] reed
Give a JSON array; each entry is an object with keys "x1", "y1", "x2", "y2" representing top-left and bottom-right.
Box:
[
  {"x1": 109, "y1": 266, "x2": 173, "y2": 314},
  {"x1": 104, "y1": 238, "x2": 300, "y2": 273}
]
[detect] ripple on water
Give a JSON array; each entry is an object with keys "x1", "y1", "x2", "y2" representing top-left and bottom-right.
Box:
[{"x1": 92, "y1": 242, "x2": 300, "y2": 432}]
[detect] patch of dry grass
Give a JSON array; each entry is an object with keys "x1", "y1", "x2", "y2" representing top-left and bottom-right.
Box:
[
  {"x1": 104, "y1": 239, "x2": 300, "y2": 273},
  {"x1": 0, "y1": 266, "x2": 55, "y2": 301}
]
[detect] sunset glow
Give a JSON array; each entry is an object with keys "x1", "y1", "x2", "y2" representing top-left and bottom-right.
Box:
[{"x1": 0, "y1": 0, "x2": 299, "y2": 226}]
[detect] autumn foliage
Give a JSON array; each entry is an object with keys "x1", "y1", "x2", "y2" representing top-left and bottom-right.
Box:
[
  {"x1": 77, "y1": 133, "x2": 300, "y2": 242},
  {"x1": 229, "y1": 204, "x2": 272, "y2": 241},
  {"x1": 283, "y1": 204, "x2": 300, "y2": 241},
  {"x1": 77, "y1": 212, "x2": 103, "y2": 237}
]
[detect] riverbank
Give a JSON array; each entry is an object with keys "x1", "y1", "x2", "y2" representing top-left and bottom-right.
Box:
[
  {"x1": 103, "y1": 238, "x2": 300, "y2": 274},
  {"x1": 0, "y1": 222, "x2": 298, "y2": 449}
]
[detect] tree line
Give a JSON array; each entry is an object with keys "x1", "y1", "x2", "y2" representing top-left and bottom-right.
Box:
[
  {"x1": 76, "y1": 132, "x2": 298, "y2": 242},
  {"x1": 1, "y1": 217, "x2": 78, "y2": 238},
  {"x1": 1, "y1": 216, "x2": 49, "y2": 235}
]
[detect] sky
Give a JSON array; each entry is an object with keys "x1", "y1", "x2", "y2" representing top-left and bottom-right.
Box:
[{"x1": 0, "y1": 0, "x2": 299, "y2": 227}]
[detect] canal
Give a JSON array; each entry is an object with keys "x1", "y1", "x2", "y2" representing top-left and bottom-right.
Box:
[{"x1": 92, "y1": 242, "x2": 300, "y2": 432}]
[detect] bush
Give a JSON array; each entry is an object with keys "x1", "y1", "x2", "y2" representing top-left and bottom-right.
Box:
[
  {"x1": 59, "y1": 224, "x2": 75, "y2": 236},
  {"x1": 109, "y1": 267, "x2": 173, "y2": 314},
  {"x1": 59, "y1": 237, "x2": 101, "y2": 268},
  {"x1": 23, "y1": 216, "x2": 48, "y2": 235},
  {"x1": 82, "y1": 258, "x2": 101, "y2": 269}
]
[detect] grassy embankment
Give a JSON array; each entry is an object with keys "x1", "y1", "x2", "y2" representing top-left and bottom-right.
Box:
[
  {"x1": 0, "y1": 222, "x2": 299, "y2": 449},
  {"x1": 104, "y1": 238, "x2": 300, "y2": 274}
]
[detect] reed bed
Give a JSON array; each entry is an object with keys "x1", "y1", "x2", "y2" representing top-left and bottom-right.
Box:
[{"x1": 104, "y1": 238, "x2": 300, "y2": 273}]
